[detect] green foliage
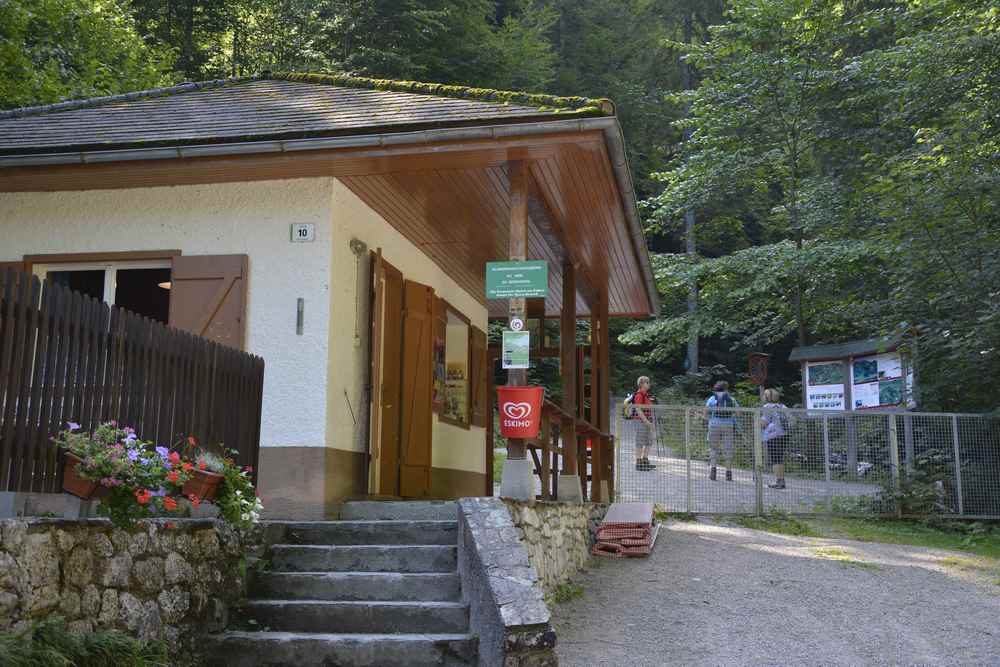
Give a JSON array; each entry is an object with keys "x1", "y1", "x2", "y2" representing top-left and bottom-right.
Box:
[
  {"x1": 732, "y1": 509, "x2": 817, "y2": 537},
  {"x1": 547, "y1": 581, "x2": 584, "y2": 604},
  {"x1": 810, "y1": 516, "x2": 1000, "y2": 560},
  {"x1": 0, "y1": 618, "x2": 169, "y2": 667},
  {"x1": 0, "y1": 0, "x2": 174, "y2": 109}
]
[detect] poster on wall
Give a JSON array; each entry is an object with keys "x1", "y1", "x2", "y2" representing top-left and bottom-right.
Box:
[
  {"x1": 808, "y1": 361, "x2": 845, "y2": 387},
  {"x1": 432, "y1": 336, "x2": 446, "y2": 411},
  {"x1": 876, "y1": 353, "x2": 902, "y2": 380},
  {"x1": 879, "y1": 377, "x2": 903, "y2": 406},
  {"x1": 502, "y1": 331, "x2": 530, "y2": 369},
  {"x1": 852, "y1": 356, "x2": 878, "y2": 384}
]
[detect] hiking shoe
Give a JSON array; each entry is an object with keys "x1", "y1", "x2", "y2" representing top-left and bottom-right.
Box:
[
  {"x1": 636, "y1": 461, "x2": 650, "y2": 471},
  {"x1": 725, "y1": 470, "x2": 733, "y2": 481},
  {"x1": 709, "y1": 466, "x2": 717, "y2": 481},
  {"x1": 642, "y1": 458, "x2": 657, "y2": 470},
  {"x1": 768, "y1": 480, "x2": 786, "y2": 489}
]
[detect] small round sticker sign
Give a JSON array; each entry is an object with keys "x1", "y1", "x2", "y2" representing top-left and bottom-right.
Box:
[{"x1": 509, "y1": 317, "x2": 525, "y2": 332}]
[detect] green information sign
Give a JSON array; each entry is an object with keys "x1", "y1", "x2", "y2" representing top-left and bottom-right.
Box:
[{"x1": 485, "y1": 261, "x2": 548, "y2": 299}]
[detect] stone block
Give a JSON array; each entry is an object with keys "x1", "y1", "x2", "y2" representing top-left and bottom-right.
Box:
[
  {"x1": 158, "y1": 587, "x2": 190, "y2": 624},
  {"x1": 133, "y1": 557, "x2": 165, "y2": 593},
  {"x1": 59, "y1": 589, "x2": 82, "y2": 617},
  {"x1": 102, "y1": 553, "x2": 133, "y2": 588},
  {"x1": 81, "y1": 585, "x2": 101, "y2": 616},
  {"x1": 98, "y1": 589, "x2": 119, "y2": 626},
  {"x1": 164, "y1": 551, "x2": 194, "y2": 585},
  {"x1": 65, "y1": 546, "x2": 95, "y2": 586},
  {"x1": 91, "y1": 532, "x2": 113, "y2": 558}
]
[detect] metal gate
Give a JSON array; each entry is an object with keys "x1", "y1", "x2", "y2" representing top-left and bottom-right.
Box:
[{"x1": 614, "y1": 404, "x2": 1000, "y2": 518}]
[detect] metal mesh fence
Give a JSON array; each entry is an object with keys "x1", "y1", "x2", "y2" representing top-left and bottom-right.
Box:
[{"x1": 614, "y1": 404, "x2": 1000, "y2": 518}]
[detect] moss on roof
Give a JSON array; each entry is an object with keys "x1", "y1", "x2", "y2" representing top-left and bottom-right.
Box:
[{"x1": 269, "y1": 71, "x2": 615, "y2": 117}]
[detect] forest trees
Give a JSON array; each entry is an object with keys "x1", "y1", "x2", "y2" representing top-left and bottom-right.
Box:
[{"x1": 631, "y1": 0, "x2": 1000, "y2": 410}]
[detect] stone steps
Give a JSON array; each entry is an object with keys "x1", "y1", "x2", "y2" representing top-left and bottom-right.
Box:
[
  {"x1": 270, "y1": 544, "x2": 458, "y2": 573},
  {"x1": 241, "y1": 600, "x2": 469, "y2": 634},
  {"x1": 205, "y1": 631, "x2": 477, "y2": 667},
  {"x1": 212, "y1": 501, "x2": 476, "y2": 665},
  {"x1": 285, "y1": 520, "x2": 458, "y2": 545},
  {"x1": 339, "y1": 500, "x2": 457, "y2": 521},
  {"x1": 251, "y1": 571, "x2": 461, "y2": 601}
]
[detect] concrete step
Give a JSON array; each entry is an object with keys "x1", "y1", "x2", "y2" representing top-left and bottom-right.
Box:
[
  {"x1": 339, "y1": 501, "x2": 457, "y2": 521},
  {"x1": 285, "y1": 520, "x2": 458, "y2": 545},
  {"x1": 270, "y1": 544, "x2": 458, "y2": 573},
  {"x1": 240, "y1": 600, "x2": 469, "y2": 634},
  {"x1": 251, "y1": 571, "x2": 461, "y2": 602},
  {"x1": 205, "y1": 631, "x2": 477, "y2": 666}
]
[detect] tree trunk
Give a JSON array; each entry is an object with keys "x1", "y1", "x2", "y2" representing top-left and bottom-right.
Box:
[{"x1": 682, "y1": 10, "x2": 699, "y2": 374}]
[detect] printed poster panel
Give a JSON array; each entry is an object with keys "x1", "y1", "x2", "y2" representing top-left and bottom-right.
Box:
[
  {"x1": 502, "y1": 330, "x2": 530, "y2": 369},
  {"x1": 876, "y1": 353, "x2": 902, "y2": 380},
  {"x1": 807, "y1": 361, "x2": 845, "y2": 386},
  {"x1": 807, "y1": 384, "x2": 845, "y2": 410},
  {"x1": 852, "y1": 356, "x2": 878, "y2": 384},
  {"x1": 879, "y1": 377, "x2": 903, "y2": 406},
  {"x1": 852, "y1": 381, "x2": 880, "y2": 409}
]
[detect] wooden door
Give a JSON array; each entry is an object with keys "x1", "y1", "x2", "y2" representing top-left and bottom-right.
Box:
[
  {"x1": 399, "y1": 279, "x2": 434, "y2": 498},
  {"x1": 368, "y1": 251, "x2": 403, "y2": 496},
  {"x1": 168, "y1": 255, "x2": 248, "y2": 350}
]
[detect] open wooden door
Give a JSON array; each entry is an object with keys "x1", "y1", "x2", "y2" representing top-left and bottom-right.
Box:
[
  {"x1": 368, "y1": 251, "x2": 403, "y2": 497},
  {"x1": 399, "y1": 279, "x2": 434, "y2": 498}
]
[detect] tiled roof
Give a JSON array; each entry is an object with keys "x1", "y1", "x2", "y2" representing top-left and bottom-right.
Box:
[
  {"x1": 0, "y1": 72, "x2": 614, "y2": 156},
  {"x1": 789, "y1": 336, "x2": 900, "y2": 362}
]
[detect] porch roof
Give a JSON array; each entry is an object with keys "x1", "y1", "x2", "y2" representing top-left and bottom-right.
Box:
[{"x1": 0, "y1": 72, "x2": 657, "y2": 318}]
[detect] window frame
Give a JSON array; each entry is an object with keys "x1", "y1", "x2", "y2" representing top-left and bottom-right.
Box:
[
  {"x1": 437, "y1": 300, "x2": 473, "y2": 430},
  {"x1": 33, "y1": 259, "x2": 172, "y2": 308}
]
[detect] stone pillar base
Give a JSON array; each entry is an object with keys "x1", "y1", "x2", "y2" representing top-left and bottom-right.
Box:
[
  {"x1": 556, "y1": 475, "x2": 584, "y2": 502},
  {"x1": 0, "y1": 492, "x2": 25, "y2": 518},
  {"x1": 499, "y1": 458, "x2": 535, "y2": 500}
]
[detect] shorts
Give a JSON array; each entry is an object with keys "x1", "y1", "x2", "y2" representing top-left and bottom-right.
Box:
[
  {"x1": 634, "y1": 420, "x2": 651, "y2": 449},
  {"x1": 766, "y1": 435, "x2": 789, "y2": 466}
]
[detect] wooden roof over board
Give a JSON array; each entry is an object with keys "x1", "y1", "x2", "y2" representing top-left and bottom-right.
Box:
[{"x1": 0, "y1": 72, "x2": 657, "y2": 318}]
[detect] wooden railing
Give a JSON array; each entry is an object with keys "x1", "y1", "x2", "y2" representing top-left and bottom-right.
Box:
[
  {"x1": 0, "y1": 268, "x2": 265, "y2": 494},
  {"x1": 525, "y1": 399, "x2": 614, "y2": 501}
]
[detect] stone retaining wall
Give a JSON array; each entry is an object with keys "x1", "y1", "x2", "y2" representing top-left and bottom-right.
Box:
[
  {"x1": 503, "y1": 500, "x2": 607, "y2": 592},
  {"x1": 0, "y1": 518, "x2": 270, "y2": 653}
]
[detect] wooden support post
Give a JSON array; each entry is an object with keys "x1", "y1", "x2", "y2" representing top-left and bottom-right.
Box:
[
  {"x1": 506, "y1": 160, "x2": 528, "y2": 462},
  {"x1": 540, "y1": 417, "x2": 551, "y2": 499},
  {"x1": 596, "y1": 290, "x2": 611, "y2": 502},
  {"x1": 561, "y1": 261, "x2": 578, "y2": 477}
]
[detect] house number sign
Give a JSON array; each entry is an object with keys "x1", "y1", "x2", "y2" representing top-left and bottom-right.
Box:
[{"x1": 290, "y1": 223, "x2": 315, "y2": 242}]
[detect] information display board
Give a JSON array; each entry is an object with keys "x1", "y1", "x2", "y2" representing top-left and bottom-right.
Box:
[{"x1": 806, "y1": 361, "x2": 845, "y2": 410}]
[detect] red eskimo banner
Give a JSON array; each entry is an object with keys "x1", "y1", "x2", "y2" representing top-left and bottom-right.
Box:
[{"x1": 496, "y1": 386, "x2": 545, "y2": 438}]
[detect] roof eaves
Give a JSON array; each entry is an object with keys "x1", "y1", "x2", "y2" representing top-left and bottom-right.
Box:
[
  {"x1": 268, "y1": 71, "x2": 616, "y2": 117},
  {"x1": 0, "y1": 77, "x2": 256, "y2": 120}
]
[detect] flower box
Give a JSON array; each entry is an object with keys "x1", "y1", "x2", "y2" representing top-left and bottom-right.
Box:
[
  {"x1": 62, "y1": 453, "x2": 102, "y2": 499},
  {"x1": 183, "y1": 468, "x2": 224, "y2": 501}
]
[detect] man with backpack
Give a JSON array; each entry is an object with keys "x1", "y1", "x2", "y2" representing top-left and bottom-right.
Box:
[{"x1": 703, "y1": 381, "x2": 738, "y2": 481}]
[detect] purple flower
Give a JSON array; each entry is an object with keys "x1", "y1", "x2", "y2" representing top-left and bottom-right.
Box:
[
  {"x1": 164, "y1": 462, "x2": 172, "y2": 470},
  {"x1": 125, "y1": 433, "x2": 138, "y2": 444},
  {"x1": 67, "y1": 422, "x2": 81, "y2": 431},
  {"x1": 140, "y1": 458, "x2": 151, "y2": 466},
  {"x1": 127, "y1": 449, "x2": 140, "y2": 462},
  {"x1": 155, "y1": 446, "x2": 169, "y2": 460},
  {"x1": 152, "y1": 487, "x2": 166, "y2": 497}
]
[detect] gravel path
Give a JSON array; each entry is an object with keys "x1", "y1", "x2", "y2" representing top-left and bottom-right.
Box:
[{"x1": 552, "y1": 519, "x2": 1000, "y2": 666}]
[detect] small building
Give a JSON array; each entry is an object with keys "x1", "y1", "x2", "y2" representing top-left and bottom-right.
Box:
[{"x1": 0, "y1": 72, "x2": 657, "y2": 518}]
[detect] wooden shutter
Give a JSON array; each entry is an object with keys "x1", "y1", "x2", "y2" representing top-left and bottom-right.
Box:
[
  {"x1": 0, "y1": 262, "x2": 27, "y2": 275},
  {"x1": 368, "y1": 251, "x2": 404, "y2": 497},
  {"x1": 168, "y1": 255, "x2": 248, "y2": 350},
  {"x1": 469, "y1": 326, "x2": 488, "y2": 427},
  {"x1": 399, "y1": 280, "x2": 434, "y2": 498}
]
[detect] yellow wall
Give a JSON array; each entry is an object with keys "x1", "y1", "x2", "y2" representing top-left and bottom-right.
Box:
[{"x1": 326, "y1": 179, "x2": 487, "y2": 477}]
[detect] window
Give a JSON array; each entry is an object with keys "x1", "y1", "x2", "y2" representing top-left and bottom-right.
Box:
[
  {"x1": 434, "y1": 299, "x2": 472, "y2": 428},
  {"x1": 35, "y1": 260, "x2": 172, "y2": 323}
]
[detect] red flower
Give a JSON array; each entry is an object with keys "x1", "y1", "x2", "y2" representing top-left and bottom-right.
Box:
[
  {"x1": 197, "y1": 459, "x2": 207, "y2": 471},
  {"x1": 168, "y1": 451, "x2": 181, "y2": 465},
  {"x1": 188, "y1": 436, "x2": 197, "y2": 446},
  {"x1": 182, "y1": 462, "x2": 193, "y2": 472},
  {"x1": 135, "y1": 489, "x2": 151, "y2": 505},
  {"x1": 244, "y1": 466, "x2": 254, "y2": 473},
  {"x1": 188, "y1": 494, "x2": 201, "y2": 508},
  {"x1": 165, "y1": 521, "x2": 177, "y2": 529},
  {"x1": 167, "y1": 470, "x2": 180, "y2": 484},
  {"x1": 163, "y1": 497, "x2": 178, "y2": 511}
]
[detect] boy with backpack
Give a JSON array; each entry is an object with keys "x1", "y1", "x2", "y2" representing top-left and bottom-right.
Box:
[
  {"x1": 629, "y1": 376, "x2": 657, "y2": 471},
  {"x1": 760, "y1": 388, "x2": 791, "y2": 489},
  {"x1": 703, "y1": 381, "x2": 738, "y2": 481}
]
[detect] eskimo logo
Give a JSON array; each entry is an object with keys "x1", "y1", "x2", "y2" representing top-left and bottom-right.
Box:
[{"x1": 503, "y1": 402, "x2": 533, "y2": 420}]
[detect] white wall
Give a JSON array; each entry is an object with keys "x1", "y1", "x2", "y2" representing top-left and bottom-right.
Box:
[
  {"x1": 0, "y1": 179, "x2": 334, "y2": 450},
  {"x1": 327, "y1": 180, "x2": 487, "y2": 475},
  {"x1": 0, "y1": 176, "x2": 488, "y2": 478}
]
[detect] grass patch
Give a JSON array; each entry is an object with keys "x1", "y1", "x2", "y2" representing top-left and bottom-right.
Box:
[
  {"x1": 653, "y1": 505, "x2": 697, "y2": 523},
  {"x1": 803, "y1": 517, "x2": 1000, "y2": 560},
  {"x1": 547, "y1": 582, "x2": 584, "y2": 605},
  {"x1": 732, "y1": 509, "x2": 818, "y2": 537},
  {"x1": 493, "y1": 449, "x2": 507, "y2": 486},
  {"x1": 0, "y1": 618, "x2": 169, "y2": 667},
  {"x1": 811, "y1": 546, "x2": 880, "y2": 571}
]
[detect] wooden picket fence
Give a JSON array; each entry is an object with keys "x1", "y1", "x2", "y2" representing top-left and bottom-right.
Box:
[{"x1": 0, "y1": 268, "x2": 264, "y2": 494}]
